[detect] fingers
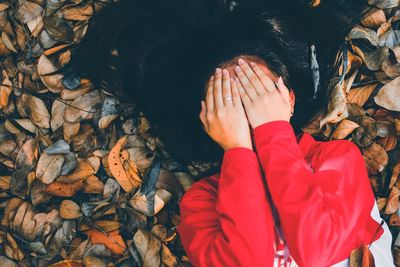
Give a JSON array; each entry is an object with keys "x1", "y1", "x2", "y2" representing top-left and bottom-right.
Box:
[
  {"x1": 213, "y1": 68, "x2": 224, "y2": 108},
  {"x1": 230, "y1": 77, "x2": 241, "y2": 107},
  {"x1": 237, "y1": 58, "x2": 266, "y2": 95},
  {"x1": 276, "y1": 76, "x2": 291, "y2": 102},
  {"x1": 222, "y1": 69, "x2": 233, "y2": 107},
  {"x1": 235, "y1": 77, "x2": 252, "y2": 106},
  {"x1": 206, "y1": 75, "x2": 214, "y2": 111},
  {"x1": 234, "y1": 65, "x2": 258, "y2": 101},
  {"x1": 248, "y1": 61, "x2": 278, "y2": 93}
]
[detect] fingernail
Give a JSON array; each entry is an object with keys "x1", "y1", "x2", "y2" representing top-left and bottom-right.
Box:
[
  {"x1": 238, "y1": 58, "x2": 245, "y2": 65},
  {"x1": 223, "y1": 69, "x2": 229, "y2": 75},
  {"x1": 216, "y1": 68, "x2": 221, "y2": 74},
  {"x1": 235, "y1": 65, "x2": 241, "y2": 72},
  {"x1": 278, "y1": 76, "x2": 284, "y2": 85},
  {"x1": 250, "y1": 61, "x2": 256, "y2": 66}
]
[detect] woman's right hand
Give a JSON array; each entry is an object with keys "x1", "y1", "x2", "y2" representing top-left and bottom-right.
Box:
[{"x1": 199, "y1": 68, "x2": 253, "y2": 151}]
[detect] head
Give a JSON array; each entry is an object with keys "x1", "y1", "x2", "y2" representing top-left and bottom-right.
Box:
[{"x1": 209, "y1": 54, "x2": 296, "y2": 121}]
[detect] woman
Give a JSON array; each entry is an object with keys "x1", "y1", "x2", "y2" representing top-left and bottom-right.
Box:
[{"x1": 176, "y1": 57, "x2": 394, "y2": 266}]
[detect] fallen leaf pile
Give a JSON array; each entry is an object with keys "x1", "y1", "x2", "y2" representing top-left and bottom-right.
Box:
[
  {"x1": 0, "y1": 0, "x2": 399, "y2": 266},
  {"x1": 0, "y1": 0, "x2": 197, "y2": 266},
  {"x1": 301, "y1": 2, "x2": 400, "y2": 265}
]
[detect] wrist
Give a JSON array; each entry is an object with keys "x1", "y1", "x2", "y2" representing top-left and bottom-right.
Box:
[
  {"x1": 252, "y1": 119, "x2": 290, "y2": 130},
  {"x1": 223, "y1": 143, "x2": 253, "y2": 151}
]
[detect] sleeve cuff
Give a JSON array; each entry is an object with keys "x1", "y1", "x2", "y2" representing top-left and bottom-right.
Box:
[
  {"x1": 253, "y1": 120, "x2": 294, "y2": 138},
  {"x1": 223, "y1": 146, "x2": 257, "y2": 162}
]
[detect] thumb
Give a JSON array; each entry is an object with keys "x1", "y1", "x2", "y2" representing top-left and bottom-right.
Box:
[{"x1": 199, "y1": 100, "x2": 208, "y2": 131}]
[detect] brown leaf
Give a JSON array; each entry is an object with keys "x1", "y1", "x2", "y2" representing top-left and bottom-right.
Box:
[
  {"x1": 347, "y1": 84, "x2": 378, "y2": 107},
  {"x1": 374, "y1": 76, "x2": 400, "y2": 112},
  {"x1": 362, "y1": 142, "x2": 388, "y2": 174},
  {"x1": 361, "y1": 9, "x2": 386, "y2": 28},
  {"x1": 57, "y1": 161, "x2": 94, "y2": 183},
  {"x1": 133, "y1": 228, "x2": 162, "y2": 267},
  {"x1": 320, "y1": 78, "x2": 349, "y2": 128},
  {"x1": 28, "y1": 94, "x2": 51, "y2": 129},
  {"x1": 59, "y1": 200, "x2": 82, "y2": 219},
  {"x1": 385, "y1": 186, "x2": 400, "y2": 215},
  {"x1": 109, "y1": 135, "x2": 142, "y2": 192},
  {"x1": 36, "y1": 152, "x2": 64, "y2": 184},
  {"x1": 45, "y1": 180, "x2": 84, "y2": 197},
  {"x1": 64, "y1": 90, "x2": 102, "y2": 123},
  {"x1": 83, "y1": 175, "x2": 104, "y2": 194},
  {"x1": 37, "y1": 54, "x2": 64, "y2": 93},
  {"x1": 331, "y1": 119, "x2": 360, "y2": 140},
  {"x1": 86, "y1": 229, "x2": 126, "y2": 255}
]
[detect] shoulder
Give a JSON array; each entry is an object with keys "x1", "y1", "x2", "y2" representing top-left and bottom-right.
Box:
[
  {"x1": 311, "y1": 139, "x2": 364, "y2": 170},
  {"x1": 319, "y1": 138, "x2": 361, "y2": 157}
]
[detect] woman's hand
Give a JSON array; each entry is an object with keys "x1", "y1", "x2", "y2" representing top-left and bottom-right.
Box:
[
  {"x1": 234, "y1": 58, "x2": 293, "y2": 129},
  {"x1": 199, "y1": 68, "x2": 252, "y2": 151}
]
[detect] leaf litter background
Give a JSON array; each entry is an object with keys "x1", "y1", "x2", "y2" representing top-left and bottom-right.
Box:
[{"x1": 0, "y1": 0, "x2": 400, "y2": 266}]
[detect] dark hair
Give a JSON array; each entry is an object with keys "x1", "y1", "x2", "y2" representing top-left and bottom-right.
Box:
[{"x1": 67, "y1": 0, "x2": 370, "y2": 166}]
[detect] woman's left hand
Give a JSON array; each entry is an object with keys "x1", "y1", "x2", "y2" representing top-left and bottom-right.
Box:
[{"x1": 234, "y1": 58, "x2": 293, "y2": 129}]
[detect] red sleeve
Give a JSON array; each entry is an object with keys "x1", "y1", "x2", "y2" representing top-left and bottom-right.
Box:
[
  {"x1": 176, "y1": 147, "x2": 275, "y2": 267},
  {"x1": 252, "y1": 120, "x2": 384, "y2": 267}
]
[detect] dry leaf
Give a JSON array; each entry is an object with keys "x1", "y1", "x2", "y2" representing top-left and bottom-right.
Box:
[
  {"x1": 59, "y1": 200, "x2": 82, "y2": 219},
  {"x1": 37, "y1": 54, "x2": 64, "y2": 93},
  {"x1": 374, "y1": 76, "x2": 400, "y2": 111},
  {"x1": 45, "y1": 180, "x2": 84, "y2": 197},
  {"x1": 385, "y1": 186, "x2": 400, "y2": 214},
  {"x1": 28, "y1": 95, "x2": 51, "y2": 129},
  {"x1": 347, "y1": 84, "x2": 378, "y2": 106},
  {"x1": 85, "y1": 229, "x2": 126, "y2": 255},
  {"x1": 36, "y1": 152, "x2": 64, "y2": 184},
  {"x1": 109, "y1": 135, "x2": 142, "y2": 192},
  {"x1": 362, "y1": 142, "x2": 388, "y2": 174},
  {"x1": 57, "y1": 161, "x2": 94, "y2": 183},
  {"x1": 331, "y1": 119, "x2": 360, "y2": 140}
]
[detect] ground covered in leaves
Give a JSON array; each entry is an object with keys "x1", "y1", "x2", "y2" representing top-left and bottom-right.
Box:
[{"x1": 0, "y1": 0, "x2": 399, "y2": 266}]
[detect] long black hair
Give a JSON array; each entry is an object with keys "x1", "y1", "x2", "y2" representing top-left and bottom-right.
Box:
[{"x1": 67, "y1": 0, "x2": 370, "y2": 166}]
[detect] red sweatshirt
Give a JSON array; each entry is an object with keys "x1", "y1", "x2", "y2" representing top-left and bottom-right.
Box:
[{"x1": 176, "y1": 120, "x2": 386, "y2": 267}]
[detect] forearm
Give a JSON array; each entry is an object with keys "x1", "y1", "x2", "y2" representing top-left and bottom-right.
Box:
[{"x1": 178, "y1": 147, "x2": 275, "y2": 267}]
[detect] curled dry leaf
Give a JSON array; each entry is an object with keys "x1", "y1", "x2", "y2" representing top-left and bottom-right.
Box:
[
  {"x1": 320, "y1": 78, "x2": 349, "y2": 128},
  {"x1": 109, "y1": 135, "x2": 142, "y2": 192}
]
